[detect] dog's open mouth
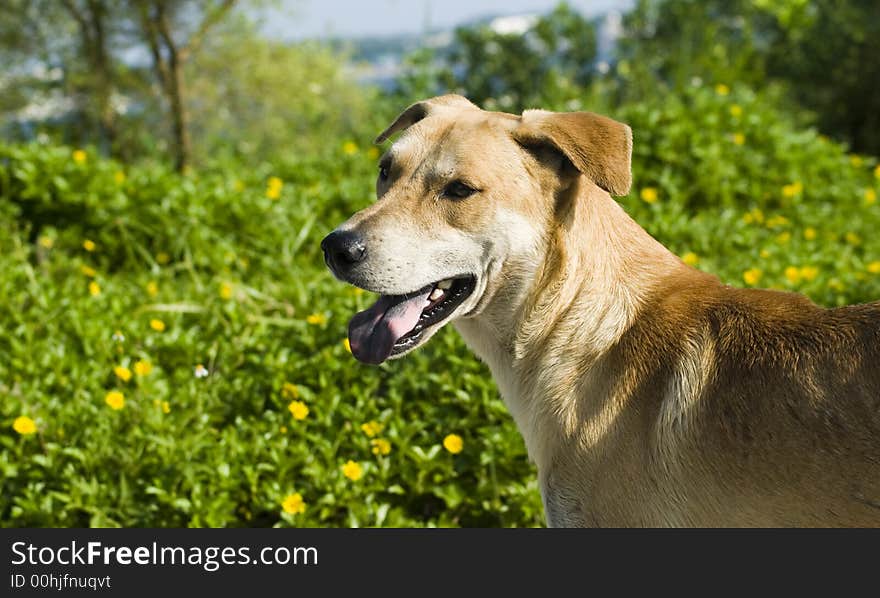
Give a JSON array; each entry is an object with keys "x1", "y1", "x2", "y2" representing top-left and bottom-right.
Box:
[{"x1": 348, "y1": 276, "x2": 476, "y2": 364}]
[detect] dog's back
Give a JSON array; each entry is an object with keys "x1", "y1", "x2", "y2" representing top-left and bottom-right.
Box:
[{"x1": 620, "y1": 273, "x2": 880, "y2": 526}]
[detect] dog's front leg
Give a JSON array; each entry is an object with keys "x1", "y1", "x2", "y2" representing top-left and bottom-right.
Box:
[{"x1": 540, "y1": 469, "x2": 592, "y2": 528}]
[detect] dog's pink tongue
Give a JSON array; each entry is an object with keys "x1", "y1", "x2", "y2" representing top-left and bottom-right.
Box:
[{"x1": 348, "y1": 289, "x2": 431, "y2": 364}]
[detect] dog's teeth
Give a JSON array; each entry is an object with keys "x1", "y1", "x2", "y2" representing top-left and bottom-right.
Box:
[
  {"x1": 429, "y1": 288, "x2": 444, "y2": 301},
  {"x1": 437, "y1": 279, "x2": 453, "y2": 290}
]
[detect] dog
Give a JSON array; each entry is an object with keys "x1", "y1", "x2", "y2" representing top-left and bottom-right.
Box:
[{"x1": 321, "y1": 94, "x2": 880, "y2": 527}]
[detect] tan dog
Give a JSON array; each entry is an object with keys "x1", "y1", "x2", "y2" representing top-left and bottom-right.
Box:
[{"x1": 321, "y1": 94, "x2": 880, "y2": 527}]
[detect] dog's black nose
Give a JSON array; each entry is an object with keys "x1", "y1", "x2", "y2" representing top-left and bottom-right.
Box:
[{"x1": 321, "y1": 230, "x2": 367, "y2": 270}]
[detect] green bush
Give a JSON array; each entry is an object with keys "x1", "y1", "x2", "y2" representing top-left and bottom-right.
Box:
[
  {"x1": 0, "y1": 140, "x2": 541, "y2": 527},
  {"x1": 1, "y1": 82, "x2": 879, "y2": 527},
  {"x1": 616, "y1": 82, "x2": 880, "y2": 308}
]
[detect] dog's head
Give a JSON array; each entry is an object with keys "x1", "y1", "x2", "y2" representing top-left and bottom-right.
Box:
[{"x1": 321, "y1": 94, "x2": 632, "y2": 364}]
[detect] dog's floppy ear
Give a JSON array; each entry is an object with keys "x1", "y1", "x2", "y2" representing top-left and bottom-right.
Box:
[
  {"x1": 374, "y1": 94, "x2": 476, "y2": 144},
  {"x1": 513, "y1": 109, "x2": 633, "y2": 196}
]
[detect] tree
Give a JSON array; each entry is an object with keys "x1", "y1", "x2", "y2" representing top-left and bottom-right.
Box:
[
  {"x1": 415, "y1": 2, "x2": 598, "y2": 111},
  {"x1": 59, "y1": 0, "x2": 118, "y2": 152},
  {"x1": 619, "y1": 0, "x2": 880, "y2": 155},
  {"x1": 185, "y1": 20, "x2": 377, "y2": 164},
  {"x1": 0, "y1": 0, "x2": 126, "y2": 151},
  {"x1": 766, "y1": 0, "x2": 880, "y2": 155},
  {"x1": 133, "y1": 0, "x2": 237, "y2": 172}
]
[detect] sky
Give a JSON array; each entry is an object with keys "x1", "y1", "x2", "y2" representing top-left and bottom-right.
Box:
[{"x1": 259, "y1": 0, "x2": 633, "y2": 40}]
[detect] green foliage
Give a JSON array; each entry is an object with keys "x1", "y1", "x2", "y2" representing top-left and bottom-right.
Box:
[
  {"x1": 620, "y1": 0, "x2": 880, "y2": 154},
  {"x1": 187, "y1": 26, "x2": 381, "y2": 164},
  {"x1": 617, "y1": 82, "x2": 880, "y2": 309},
  {"x1": 619, "y1": 0, "x2": 778, "y2": 93},
  {"x1": 0, "y1": 140, "x2": 542, "y2": 527},
  {"x1": 403, "y1": 3, "x2": 597, "y2": 111}
]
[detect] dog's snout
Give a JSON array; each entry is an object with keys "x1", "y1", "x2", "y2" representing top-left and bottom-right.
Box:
[{"x1": 321, "y1": 230, "x2": 367, "y2": 271}]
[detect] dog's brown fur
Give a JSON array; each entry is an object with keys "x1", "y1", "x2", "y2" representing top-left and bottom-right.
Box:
[{"x1": 328, "y1": 95, "x2": 880, "y2": 527}]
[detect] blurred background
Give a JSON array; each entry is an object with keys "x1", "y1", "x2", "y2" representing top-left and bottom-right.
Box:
[{"x1": 1, "y1": 0, "x2": 878, "y2": 527}]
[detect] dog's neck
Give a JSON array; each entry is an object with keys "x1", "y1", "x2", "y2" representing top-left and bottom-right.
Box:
[{"x1": 455, "y1": 178, "x2": 682, "y2": 466}]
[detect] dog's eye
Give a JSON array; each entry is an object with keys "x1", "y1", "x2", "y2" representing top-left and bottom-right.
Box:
[
  {"x1": 378, "y1": 165, "x2": 389, "y2": 181},
  {"x1": 443, "y1": 181, "x2": 477, "y2": 200}
]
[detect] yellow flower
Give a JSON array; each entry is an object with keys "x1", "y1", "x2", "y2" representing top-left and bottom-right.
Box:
[
  {"x1": 219, "y1": 281, "x2": 233, "y2": 300},
  {"x1": 361, "y1": 421, "x2": 383, "y2": 438},
  {"x1": 114, "y1": 365, "x2": 132, "y2": 382},
  {"x1": 134, "y1": 360, "x2": 152, "y2": 376},
  {"x1": 781, "y1": 182, "x2": 803, "y2": 198},
  {"x1": 865, "y1": 189, "x2": 877, "y2": 205},
  {"x1": 827, "y1": 278, "x2": 844, "y2": 292},
  {"x1": 146, "y1": 281, "x2": 159, "y2": 297},
  {"x1": 715, "y1": 83, "x2": 730, "y2": 96},
  {"x1": 80, "y1": 265, "x2": 97, "y2": 277},
  {"x1": 367, "y1": 146, "x2": 380, "y2": 159},
  {"x1": 38, "y1": 236, "x2": 54, "y2": 249},
  {"x1": 776, "y1": 232, "x2": 791, "y2": 244},
  {"x1": 371, "y1": 438, "x2": 392, "y2": 456},
  {"x1": 875, "y1": 165, "x2": 880, "y2": 179},
  {"x1": 149, "y1": 319, "x2": 166, "y2": 332},
  {"x1": 161, "y1": 401, "x2": 171, "y2": 414},
  {"x1": 306, "y1": 313, "x2": 327, "y2": 325},
  {"x1": 105, "y1": 391, "x2": 125, "y2": 410},
  {"x1": 343, "y1": 338, "x2": 351, "y2": 353},
  {"x1": 759, "y1": 249, "x2": 771, "y2": 259},
  {"x1": 83, "y1": 239, "x2": 96, "y2": 252},
  {"x1": 765, "y1": 215, "x2": 790, "y2": 228},
  {"x1": 13, "y1": 416, "x2": 37, "y2": 435},
  {"x1": 743, "y1": 268, "x2": 762, "y2": 286},
  {"x1": 266, "y1": 176, "x2": 283, "y2": 200},
  {"x1": 282, "y1": 382, "x2": 299, "y2": 399},
  {"x1": 342, "y1": 141, "x2": 358, "y2": 155},
  {"x1": 72, "y1": 149, "x2": 87, "y2": 164},
  {"x1": 341, "y1": 460, "x2": 363, "y2": 481},
  {"x1": 867, "y1": 261, "x2": 880, "y2": 274},
  {"x1": 280, "y1": 426, "x2": 288, "y2": 433},
  {"x1": 443, "y1": 433, "x2": 464, "y2": 454},
  {"x1": 282, "y1": 493, "x2": 306, "y2": 515},
  {"x1": 743, "y1": 208, "x2": 764, "y2": 225},
  {"x1": 681, "y1": 252, "x2": 699, "y2": 266},
  {"x1": 800, "y1": 266, "x2": 818, "y2": 282},
  {"x1": 88, "y1": 281, "x2": 101, "y2": 297},
  {"x1": 804, "y1": 227, "x2": 817, "y2": 241},
  {"x1": 114, "y1": 171, "x2": 126, "y2": 184},
  {"x1": 732, "y1": 133, "x2": 745, "y2": 146},
  {"x1": 288, "y1": 400, "x2": 309, "y2": 421},
  {"x1": 640, "y1": 187, "x2": 658, "y2": 204},
  {"x1": 784, "y1": 266, "x2": 801, "y2": 284},
  {"x1": 845, "y1": 232, "x2": 862, "y2": 246},
  {"x1": 729, "y1": 104, "x2": 742, "y2": 118},
  {"x1": 849, "y1": 155, "x2": 863, "y2": 167},
  {"x1": 156, "y1": 252, "x2": 170, "y2": 265}
]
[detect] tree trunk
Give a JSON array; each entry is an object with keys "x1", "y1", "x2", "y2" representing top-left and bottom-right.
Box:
[
  {"x1": 62, "y1": 0, "x2": 117, "y2": 155},
  {"x1": 86, "y1": 0, "x2": 117, "y2": 154},
  {"x1": 167, "y1": 45, "x2": 190, "y2": 173},
  {"x1": 138, "y1": 0, "x2": 236, "y2": 172},
  {"x1": 156, "y1": 3, "x2": 191, "y2": 173}
]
